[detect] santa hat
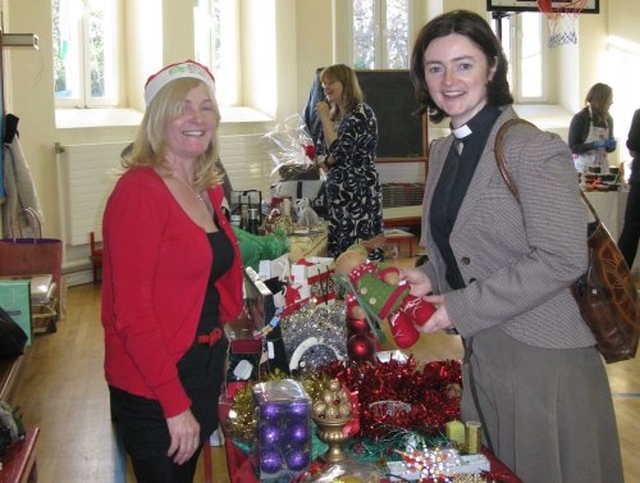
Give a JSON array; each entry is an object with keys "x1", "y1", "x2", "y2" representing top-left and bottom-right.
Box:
[{"x1": 144, "y1": 59, "x2": 216, "y2": 106}]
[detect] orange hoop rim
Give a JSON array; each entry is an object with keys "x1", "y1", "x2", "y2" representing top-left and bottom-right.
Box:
[{"x1": 537, "y1": 0, "x2": 589, "y2": 15}]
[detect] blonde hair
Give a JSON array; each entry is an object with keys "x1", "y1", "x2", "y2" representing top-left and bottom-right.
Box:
[
  {"x1": 319, "y1": 64, "x2": 364, "y2": 121},
  {"x1": 124, "y1": 77, "x2": 223, "y2": 190}
]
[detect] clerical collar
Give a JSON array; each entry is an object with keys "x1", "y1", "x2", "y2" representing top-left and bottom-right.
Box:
[
  {"x1": 451, "y1": 105, "x2": 502, "y2": 140},
  {"x1": 451, "y1": 124, "x2": 472, "y2": 140}
]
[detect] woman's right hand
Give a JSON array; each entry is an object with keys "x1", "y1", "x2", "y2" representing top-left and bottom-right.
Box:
[
  {"x1": 399, "y1": 267, "x2": 433, "y2": 298},
  {"x1": 316, "y1": 101, "x2": 330, "y2": 119},
  {"x1": 166, "y1": 408, "x2": 200, "y2": 465}
]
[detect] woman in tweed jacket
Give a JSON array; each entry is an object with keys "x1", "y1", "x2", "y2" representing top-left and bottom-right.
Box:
[{"x1": 402, "y1": 10, "x2": 624, "y2": 483}]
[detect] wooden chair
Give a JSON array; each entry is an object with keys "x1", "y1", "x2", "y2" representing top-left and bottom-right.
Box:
[{"x1": 89, "y1": 232, "x2": 103, "y2": 284}]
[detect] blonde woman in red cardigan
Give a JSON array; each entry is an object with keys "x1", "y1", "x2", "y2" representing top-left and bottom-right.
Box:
[{"x1": 101, "y1": 60, "x2": 244, "y2": 483}]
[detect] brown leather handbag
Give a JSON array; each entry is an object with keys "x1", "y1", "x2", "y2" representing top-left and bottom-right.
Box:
[{"x1": 495, "y1": 118, "x2": 640, "y2": 363}]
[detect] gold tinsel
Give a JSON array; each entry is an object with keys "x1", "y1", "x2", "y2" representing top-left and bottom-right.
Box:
[{"x1": 223, "y1": 368, "x2": 335, "y2": 444}]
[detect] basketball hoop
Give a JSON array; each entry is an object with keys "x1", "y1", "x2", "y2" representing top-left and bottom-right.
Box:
[{"x1": 537, "y1": 0, "x2": 588, "y2": 48}]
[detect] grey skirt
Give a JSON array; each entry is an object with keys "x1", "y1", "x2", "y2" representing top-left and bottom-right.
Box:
[{"x1": 461, "y1": 326, "x2": 624, "y2": 483}]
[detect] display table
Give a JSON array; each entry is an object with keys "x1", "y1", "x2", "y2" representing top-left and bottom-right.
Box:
[
  {"x1": 288, "y1": 227, "x2": 328, "y2": 264},
  {"x1": 383, "y1": 205, "x2": 422, "y2": 228},
  {"x1": 222, "y1": 438, "x2": 523, "y2": 482}
]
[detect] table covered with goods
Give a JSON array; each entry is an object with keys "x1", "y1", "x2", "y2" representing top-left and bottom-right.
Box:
[
  {"x1": 223, "y1": 118, "x2": 523, "y2": 481},
  {"x1": 219, "y1": 269, "x2": 523, "y2": 483}
]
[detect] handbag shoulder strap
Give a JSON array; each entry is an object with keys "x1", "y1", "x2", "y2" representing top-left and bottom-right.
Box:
[
  {"x1": 494, "y1": 118, "x2": 602, "y2": 223},
  {"x1": 494, "y1": 118, "x2": 533, "y2": 202}
]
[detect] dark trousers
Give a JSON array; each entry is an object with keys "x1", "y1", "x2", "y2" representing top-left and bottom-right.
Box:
[
  {"x1": 618, "y1": 182, "x2": 640, "y2": 269},
  {"x1": 109, "y1": 336, "x2": 227, "y2": 483},
  {"x1": 110, "y1": 386, "x2": 201, "y2": 483}
]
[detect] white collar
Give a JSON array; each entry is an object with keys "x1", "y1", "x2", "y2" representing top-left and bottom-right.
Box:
[{"x1": 452, "y1": 124, "x2": 472, "y2": 140}]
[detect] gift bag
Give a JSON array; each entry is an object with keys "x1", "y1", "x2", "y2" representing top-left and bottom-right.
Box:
[{"x1": 0, "y1": 208, "x2": 63, "y2": 286}]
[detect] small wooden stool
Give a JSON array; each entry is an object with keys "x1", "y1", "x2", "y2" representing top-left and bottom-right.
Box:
[
  {"x1": 384, "y1": 228, "x2": 415, "y2": 258},
  {"x1": 89, "y1": 232, "x2": 103, "y2": 284}
]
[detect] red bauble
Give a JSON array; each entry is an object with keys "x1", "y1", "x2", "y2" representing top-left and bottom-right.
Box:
[
  {"x1": 347, "y1": 317, "x2": 370, "y2": 335},
  {"x1": 347, "y1": 334, "x2": 376, "y2": 361},
  {"x1": 347, "y1": 303, "x2": 366, "y2": 320}
]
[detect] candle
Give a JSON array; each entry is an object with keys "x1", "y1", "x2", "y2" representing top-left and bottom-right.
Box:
[
  {"x1": 445, "y1": 419, "x2": 466, "y2": 448},
  {"x1": 465, "y1": 420, "x2": 482, "y2": 454}
]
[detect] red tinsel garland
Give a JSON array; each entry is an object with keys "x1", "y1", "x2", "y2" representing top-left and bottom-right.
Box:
[{"x1": 317, "y1": 357, "x2": 462, "y2": 441}]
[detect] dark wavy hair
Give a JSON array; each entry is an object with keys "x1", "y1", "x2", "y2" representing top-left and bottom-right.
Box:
[
  {"x1": 409, "y1": 10, "x2": 513, "y2": 124},
  {"x1": 584, "y1": 83, "x2": 613, "y2": 127},
  {"x1": 319, "y1": 64, "x2": 364, "y2": 121}
]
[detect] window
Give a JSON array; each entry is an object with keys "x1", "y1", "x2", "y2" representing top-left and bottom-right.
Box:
[
  {"x1": 351, "y1": 0, "x2": 410, "y2": 69},
  {"x1": 495, "y1": 13, "x2": 547, "y2": 103},
  {"x1": 194, "y1": 0, "x2": 240, "y2": 107},
  {"x1": 52, "y1": 0, "x2": 118, "y2": 108}
]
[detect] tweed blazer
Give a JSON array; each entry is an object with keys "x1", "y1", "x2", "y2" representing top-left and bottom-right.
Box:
[{"x1": 420, "y1": 105, "x2": 596, "y2": 349}]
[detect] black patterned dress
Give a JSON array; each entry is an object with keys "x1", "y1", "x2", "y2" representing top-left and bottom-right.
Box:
[{"x1": 316, "y1": 102, "x2": 384, "y2": 260}]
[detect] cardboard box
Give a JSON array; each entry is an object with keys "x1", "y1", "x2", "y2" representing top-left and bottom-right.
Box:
[{"x1": 290, "y1": 257, "x2": 334, "y2": 284}]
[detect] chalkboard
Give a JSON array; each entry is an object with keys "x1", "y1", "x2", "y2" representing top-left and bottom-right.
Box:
[
  {"x1": 355, "y1": 69, "x2": 427, "y2": 159},
  {"x1": 303, "y1": 68, "x2": 427, "y2": 160}
]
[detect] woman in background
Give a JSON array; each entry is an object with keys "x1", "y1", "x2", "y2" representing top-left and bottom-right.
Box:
[
  {"x1": 315, "y1": 64, "x2": 384, "y2": 260},
  {"x1": 568, "y1": 82, "x2": 617, "y2": 175},
  {"x1": 101, "y1": 60, "x2": 244, "y2": 483},
  {"x1": 618, "y1": 107, "x2": 640, "y2": 269},
  {"x1": 402, "y1": 10, "x2": 623, "y2": 483}
]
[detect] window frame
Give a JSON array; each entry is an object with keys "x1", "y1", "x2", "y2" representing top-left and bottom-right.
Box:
[
  {"x1": 347, "y1": 0, "x2": 412, "y2": 70},
  {"x1": 53, "y1": 0, "x2": 120, "y2": 109},
  {"x1": 193, "y1": 0, "x2": 241, "y2": 107},
  {"x1": 498, "y1": 12, "x2": 550, "y2": 104}
]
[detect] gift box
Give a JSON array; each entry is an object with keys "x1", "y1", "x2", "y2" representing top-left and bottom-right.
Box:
[
  {"x1": 243, "y1": 267, "x2": 290, "y2": 376},
  {"x1": 287, "y1": 257, "x2": 336, "y2": 309},
  {"x1": 252, "y1": 379, "x2": 312, "y2": 480},
  {"x1": 258, "y1": 253, "x2": 290, "y2": 282},
  {"x1": 291, "y1": 257, "x2": 334, "y2": 282}
]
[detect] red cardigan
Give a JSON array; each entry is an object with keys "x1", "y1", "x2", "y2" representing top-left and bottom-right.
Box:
[{"x1": 101, "y1": 167, "x2": 244, "y2": 418}]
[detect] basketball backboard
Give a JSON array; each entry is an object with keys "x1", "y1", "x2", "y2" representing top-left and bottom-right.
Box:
[{"x1": 487, "y1": 0, "x2": 599, "y2": 13}]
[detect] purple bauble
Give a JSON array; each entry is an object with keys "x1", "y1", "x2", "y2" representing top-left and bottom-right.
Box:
[
  {"x1": 289, "y1": 422, "x2": 309, "y2": 444},
  {"x1": 261, "y1": 403, "x2": 281, "y2": 419},
  {"x1": 289, "y1": 401, "x2": 310, "y2": 419},
  {"x1": 260, "y1": 424, "x2": 283, "y2": 447},
  {"x1": 260, "y1": 449, "x2": 283, "y2": 475},
  {"x1": 286, "y1": 449, "x2": 311, "y2": 471}
]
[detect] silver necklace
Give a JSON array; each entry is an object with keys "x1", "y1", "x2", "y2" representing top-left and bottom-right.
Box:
[{"x1": 173, "y1": 175, "x2": 205, "y2": 203}]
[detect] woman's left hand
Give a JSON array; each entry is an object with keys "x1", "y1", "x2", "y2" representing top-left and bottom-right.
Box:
[
  {"x1": 417, "y1": 294, "x2": 453, "y2": 333},
  {"x1": 166, "y1": 409, "x2": 201, "y2": 465}
]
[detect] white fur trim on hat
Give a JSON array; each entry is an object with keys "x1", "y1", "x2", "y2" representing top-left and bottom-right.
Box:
[{"x1": 144, "y1": 60, "x2": 216, "y2": 106}]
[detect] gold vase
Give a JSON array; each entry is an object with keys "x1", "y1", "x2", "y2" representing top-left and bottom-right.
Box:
[{"x1": 313, "y1": 416, "x2": 352, "y2": 463}]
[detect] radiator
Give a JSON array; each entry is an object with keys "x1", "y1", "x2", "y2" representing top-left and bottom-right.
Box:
[
  {"x1": 55, "y1": 141, "x2": 131, "y2": 246},
  {"x1": 55, "y1": 135, "x2": 272, "y2": 246}
]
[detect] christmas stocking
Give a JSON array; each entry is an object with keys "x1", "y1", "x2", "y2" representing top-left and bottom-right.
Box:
[
  {"x1": 387, "y1": 310, "x2": 420, "y2": 348},
  {"x1": 399, "y1": 295, "x2": 436, "y2": 326}
]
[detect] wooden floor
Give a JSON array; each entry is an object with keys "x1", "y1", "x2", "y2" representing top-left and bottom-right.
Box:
[{"x1": 11, "y1": 278, "x2": 640, "y2": 482}]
